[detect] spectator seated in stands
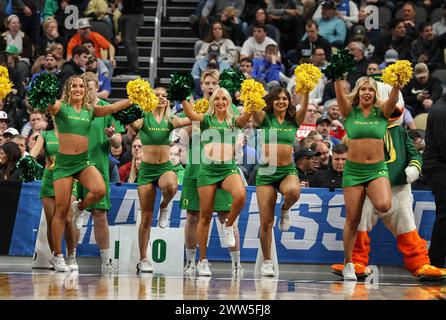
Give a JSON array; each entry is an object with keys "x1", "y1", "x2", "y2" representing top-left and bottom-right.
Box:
[
  {"x1": 324, "y1": 100, "x2": 346, "y2": 141},
  {"x1": 292, "y1": 19, "x2": 331, "y2": 66},
  {"x1": 84, "y1": 0, "x2": 114, "y2": 32},
  {"x1": 313, "y1": 0, "x2": 347, "y2": 49},
  {"x1": 296, "y1": 104, "x2": 319, "y2": 140},
  {"x1": 266, "y1": 0, "x2": 306, "y2": 51},
  {"x1": 30, "y1": 52, "x2": 60, "y2": 81},
  {"x1": 126, "y1": 149, "x2": 142, "y2": 183},
  {"x1": 410, "y1": 22, "x2": 445, "y2": 72},
  {"x1": 243, "y1": 7, "x2": 280, "y2": 46},
  {"x1": 82, "y1": 39, "x2": 110, "y2": 77},
  {"x1": 219, "y1": 6, "x2": 245, "y2": 47},
  {"x1": 252, "y1": 44, "x2": 285, "y2": 91},
  {"x1": 20, "y1": 110, "x2": 45, "y2": 142},
  {"x1": 0, "y1": 14, "x2": 34, "y2": 66},
  {"x1": 294, "y1": 147, "x2": 321, "y2": 187},
  {"x1": 400, "y1": 1, "x2": 419, "y2": 42},
  {"x1": 432, "y1": 3, "x2": 446, "y2": 36},
  {"x1": 86, "y1": 55, "x2": 111, "y2": 99},
  {"x1": 323, "y1": 79, "x2": 351, "y2": 110},
  {"x1": 67, "y1": 18, "x2": 116, "y2": 76},
  {"x1": 315, "y1": 116, "x2": 341, "y2": 146},
  {"x1": 57, "y1": 45, "x2": 90, "y2": 97},
  {"x1": 311, "y1": 140, "x2": 331, "y2": 170},
  {"x1": 309, "y1": 143, "x2": 347, "y2": 188},
  {"x1": 197, "y1": 0, "x2": 245, "y2": 40},
  {"x1": 0, "y1": 110, "x2": 9, "y2": 133},
  {"x1": 402, "y1": 62, "x2": 443, "y2": 117},
  {"x1": 37, "y1": 17, "x2": 67, "y2": 56},
  {"x1": 191, "y1": 20, "x2": 237, "y2": 83},
  {"x1": 0, "y1": 141, "x2": 21, "y2": 181},
  {"x1": 238, "y1": 57, "x2": 253, "y2": 79},
  {"x1": 313, "y1": 0, "x2": 359, "y2": 29},
  {"x1": 379, "y1": 48, "x2": 398, "y2": 70},
  {"x1": 240, "y1": 22, "x2": 281, "y2": 61},
  {"x1": 2, "y1": 45, "x2": 26, "y2": 98},
  {"x1": 31, "y1": 42, "x2": 66, "y2": 75},
  {"x1": 119, "y1": 137, "x2": 142, "y2": 182},
  {"x1": 378, "y1": 18, "x2": 412, "y2": 61}
]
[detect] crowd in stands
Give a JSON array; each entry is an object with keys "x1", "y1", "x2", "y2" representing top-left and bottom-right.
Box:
[{"x1": 1, "y1": 0, "x2": 446, "y2": 192}]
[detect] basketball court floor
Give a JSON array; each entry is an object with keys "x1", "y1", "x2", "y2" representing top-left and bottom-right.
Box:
[{"x1": 0, "y1": 257, "x2": 445, "y2": 300}]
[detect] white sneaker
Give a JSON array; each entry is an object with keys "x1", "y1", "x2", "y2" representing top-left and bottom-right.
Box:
[
  {"x1": 223, "y1": 222, "x2": 236, "y2": 248},
  {"x1": 279, "y1": 210, "x2": 291, "y2": 232},
  {"x1": 53, "y1": 254, "x2": 70, "y2": 272},
  {"x1": 136, "y1": 259, "x2": 153, "y2": 273},
  {"x1": 49, "y1": 256, "x2": 56, "y2": 270},
  {"x1": 184, "y1": 262, "x2": 197, "y2": 277},
  {"x1": 102, "y1": 259, "x2": 118, "y2": 273},
  {"x1": 232, "y1": 263, "x2": 244, "y2": 277},
  {"x1": 158, "y1": 207, "x2": 169, "y2": 228},
  {"x1": 66, "y1": 256, "x2": 79, "y2": 271},
  {"x1": 261, "y1": 260, "x2": 275, "y2": 277},
  {"x1": 71, "y1": 200, "x2": 85, "y2": 230},
  {"x1": 197, "y1": 259, "x2": 212, "y2": 277},
  {"x1": 342, "y1": 262, "x2": 357, "y2": 281}
]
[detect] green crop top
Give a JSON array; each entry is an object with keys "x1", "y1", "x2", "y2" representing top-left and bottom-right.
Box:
[
  {"x1": 344, "y1": 105, "x2": 388, "y2": 140},
  {"x1": 139, "y1": 112, "x2": 174, "y2": 146},
  {"x1": 200, "y1": 114, "x2": 238, "y2": 147},
  {"x1": 260, "y1": 112, "x2": 298, "y2": 145},
  {"x1": 41, "y1": 130, "x2": 59, "y2": 157},
  {"x1": 55, "y1": 102, "x2": 94, "y2": 137}
]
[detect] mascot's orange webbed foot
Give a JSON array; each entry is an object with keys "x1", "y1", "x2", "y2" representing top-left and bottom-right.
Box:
[
  {"x1": 330, "y1": 263, "x2": 372, "y2": 280},
  {"x1": 414, "y1": 265, "x2": 446, "y2": 281}
]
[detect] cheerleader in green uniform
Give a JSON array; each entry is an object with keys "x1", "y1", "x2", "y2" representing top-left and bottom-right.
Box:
[
  {"x1": 334, "y1": 76, "x2": 400, "y2": 280},
  {"x1": 46, "y1": 75, "x2": 132, "y2": 272},
  {"x1": 182, "y1": 87, "x2": 252, "y2": 277},
  {"x1": 130, "y1": 87, "x2": 191, "y2": 273},
  {"x1": 180, "y1": 69, "x2": 244, "y2": 277},
  {"x1": 252, "y1": 87, "x2": 310, "y2": 277},
  {"x1": 29, "y1": 115, "x2": 78, "y2": 271}
]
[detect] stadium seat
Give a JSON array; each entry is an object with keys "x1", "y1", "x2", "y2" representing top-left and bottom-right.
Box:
[
  {"x1": 431, "y1": 7, "x2": 443, "y2": 23},
  {"x1": 90, "y1": 20, "x2": 114, "y2": 43},
  {"x1": 431, "y1": 68, "x2": 446, "y2": 82},
  {"x1": 414, "y1": 113, "x2": 428, "y2": 131},
  {"x1": 395, "y1": 6, "x2": 427, "y2": 26}
]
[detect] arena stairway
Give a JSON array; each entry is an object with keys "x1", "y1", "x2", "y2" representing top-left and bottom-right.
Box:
[{"x1": 110, "y1": 0, "x2": 198, "y2": 101}]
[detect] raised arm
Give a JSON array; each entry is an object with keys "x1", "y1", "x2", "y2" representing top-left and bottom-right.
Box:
[
  {"x1": 334, "y1": 80, "x2": 352, "y2": 118},
  {"x1": 171, "y1": 116, "x2": 192, "y2": 129},
  {"x1": 29, "y1": 134, "x2": 44, "y2": 158},
  {"x1": 94, "y1": 99, "x2": 132, "y2": 117},
  {"x1": 251, "y1": 110, "x2": 265, "y2": 126},
  {"x1": 295, "y1": 92, "x2": 309, "y2": 126},
  {"x1": 235, "y1": 111, "x2": 252, "y2": 129},
  {"x1": 181, "y1": 100, "x2": 204, "y2": 122},
  {"x1": 382, "y1": 85, "x2": 400, "y2": 119}
]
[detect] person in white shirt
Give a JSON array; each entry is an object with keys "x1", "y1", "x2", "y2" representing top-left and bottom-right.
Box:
[{"x1": 240, "y1": 22, "x2": 281, "y2": 61}]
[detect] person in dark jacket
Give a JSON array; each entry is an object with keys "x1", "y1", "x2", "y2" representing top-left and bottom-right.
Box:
[
  {"x1": 309, "y1": 143, "x2": 347, "y2": 189},
  {"x1": 295, "y1": 19, "x2": 331, "y2": 65},
  {"x1": 57, "y1": 45, "x2": 89, "y2": 97},
  {"x1": 422, "y1": 84, "x2": 446, "y2": 268},
  {"x1": 410, "y1": 22, "x2": 444, "y2": 72},
  {"x1": 12, "y1": 0, "x2": 42, "y2": 47},
  {"x1": 402, "y1": 62, "x2": 443, "y2": 117}
]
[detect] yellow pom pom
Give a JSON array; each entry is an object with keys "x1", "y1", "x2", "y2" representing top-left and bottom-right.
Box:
[
  {"x1": 193, "y1": 98, "x2": 209, "y2": 114},
  {"x1": 294, "y1": 63, "x2": 322, "y2": 94},
  {"x1": 0, "y1": 66, "x2": 9, "y2": 79},
  {"x1": 126, "y1": 79, "x2": 159, "y2": 112},
  {"x1": 0, "y1": 76, "x2": 13, "y2": 99},
  {"x1": 381, "y1": 60, "x2": 413, "y2": 86},
  {"x1": 239, "y1": 79, "x2": 266, "y2": 112}
]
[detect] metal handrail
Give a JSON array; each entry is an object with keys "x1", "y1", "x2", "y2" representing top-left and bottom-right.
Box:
[{"x1": 149, "y1": 0, "x2": 164, "y2": 85}]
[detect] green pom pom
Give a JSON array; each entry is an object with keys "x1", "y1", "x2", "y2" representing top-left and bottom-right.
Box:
[
  {"x1": 219, "y1": 68, "x2": 246, "y2": 94},
  {"x1": 28, "y1": 72, "x2": 59, "y2": 112},
  {"x1": 112, "y1": 104, "x2": 144, "y2": 125},
  {"x1": 168, "y1": 72, "x2": 195, "y2": 102},
  {"x1": 17, "y1": 155, "x2": 43, "y2": 183},
  {"x1": 322, "y1": 49, "x2": 357, "y2": 82}
]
